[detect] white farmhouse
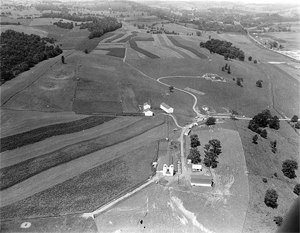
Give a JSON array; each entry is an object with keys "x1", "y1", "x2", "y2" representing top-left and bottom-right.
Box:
[
  {"x1": 144, "y1": 110, "x2": 154, "y2": 116},
  {"x1": 160, "y1": 102, "x2": 174, "y2": 114}
]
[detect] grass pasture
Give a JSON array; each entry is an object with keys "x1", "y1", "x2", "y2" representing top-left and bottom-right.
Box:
[
  {"x1": 3, "y1": 59, "x2": 78, "y2": 112},
  {"x1": 117, "y1": 34, "x2": 136, "y2": 43},
  {"x1": 0, "y1": 141, "x2": 160, "y2": 219},
  {"x1": 35, "y1": 25, "x2": 89, "y2": 49},
  {"x1": 0, "y1": 18, "x2": 32, "y2": 26},
  {"x1": 136, "y1": 41, "x2": 179, "y2": 59},
  {"x1": 0, "y1": 116, "x2": 114, "y2": 153},
  {"x1": 0, "y1": 117, "x2": 165, "y2": 191},
  {"x1": 0, "y1": 25, "x2": 48, "y2": 37},
  {"x1": 76, "y1": 37, "x2": 103, "y2": 53}
]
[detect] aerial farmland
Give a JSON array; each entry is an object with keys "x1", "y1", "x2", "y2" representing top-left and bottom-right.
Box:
[{"x1": 0, "y1": 0, "x2": 299, "y2": 233}]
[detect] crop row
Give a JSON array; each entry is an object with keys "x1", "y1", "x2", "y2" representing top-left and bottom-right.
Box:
[
  {"x1": 0, "y1": 117, "x2": 165, "y2": 190},
  {"x1": 129, "y1": 39, "x2": 159, "y2": 59},
  {"x1": 0, "y1": 116, "x2": 115, "y2": 153},
  {"x1": 167, "y1": 36, "x2": 207, "y2": 59},
  {"x1": 0, "y1": 141, "x2": 159, "y2": 219}
]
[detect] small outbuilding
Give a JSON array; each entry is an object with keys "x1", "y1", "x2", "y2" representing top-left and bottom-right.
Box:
[
  {"x1": 160, "y1": 102, "x2": 174, "y2": 114},
  {"x1": 192, "y1": 164, "x2": 202, "y2": 172},
  {"x1": 191, "y1": 175, "x2": 213, "y2": 187}
]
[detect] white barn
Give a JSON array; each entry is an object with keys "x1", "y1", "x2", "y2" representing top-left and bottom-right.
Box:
[
  {"x1": 160, "y1": 102, "x2": 174, "y2": 114},
  {"x1": 192, "y1": 164, "x2": 202, "y2": 172}
]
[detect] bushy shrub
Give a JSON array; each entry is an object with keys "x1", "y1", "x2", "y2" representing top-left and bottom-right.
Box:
[
  {"x1": 293, "y1": 184, "x2": 300, "y2": 196},
  {"x1": 262, "y1": 178, "x2": 267, "y2": 183},
  {"x1": 274, "y1": 216, "x2": 283, "y2": 226},
  {"x1": 264, "y1": 189, "x2": 278, "y2": 208}
]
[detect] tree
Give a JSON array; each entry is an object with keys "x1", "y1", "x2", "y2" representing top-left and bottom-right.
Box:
[
  {"x1": 225, "y1": 63, "x2": 228, "y2": 70},
  {"x1": 61, "y1": 55, "x2": 65, "y2": 64},
  {"x1": 203, "y1": 139, "x2": 222, "y2": 168},
  {"x1": 84, "y1": 49, "x2": 88, "y2": 54},
  {"x1": 206, "y1": 117, "x2": 216, "y2": 125},
  {"x1": 254, "y1": 60, "x2": 258, "y2": 64},
  {"x1": 293, "y1": 184, "x2": 300, "y2": 196},
  {"x1": 196, "y1": 31, "x2": 201, "y2": 36},
  {"x1": 269, "y1": 116, "x2": 280, "y2": 130},
  {"x1": 248, "y1": 56, "x2": 252, "y2": 61},
  {"x1": 222, "y1": 66, "x2": 225, "y2": 71},
  {"x1": 282, "y1": 160, "x2": 298, "y2": 179},
  {"x1": 274, "y1": 216, "x2": 283, "y2": 226},
  {"x1": 190, "y1": 134, "x2": 200, "y2": 148},
  {"x1": 209, "y1": 35, "x2": 211, "y2": 40},
  {"x1": 187, "y1": 148, "x2": 201, "y2": 164},
  {"x1": 252, "y1": 135, "x2": 258, "y2": 144},
  {"x1": 291, "y1": 115, "x2": 299, "y2": 122},
  {"x1": 295, "y1": 122, "x2": 300, "y2": 129},
  {"x1": 264, "y1": 189, "x2": 278, "y2": 208},
  {"x1": 169, "y1": 86, "x2": 174, "y2": 93},
  {"x1": 256, "y1": 80, "x2": 262, "y2": 88},
  {"x1": 237, "y1": 79, "x2": 242, "y2": 87},
  {"x1": 260, "y1": 129, "x2": 267, "y2": 138}
]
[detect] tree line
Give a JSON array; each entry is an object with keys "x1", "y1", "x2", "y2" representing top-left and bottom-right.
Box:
[
  {"x1": 200, "y1": 38, "x2": 245, "y2": 61},
  {"x1": 53, "y1": 21, "x2": 74, "y2": 29},
  {"x1": 0, "y1": 30, "x2": 62, "y2": 84}
]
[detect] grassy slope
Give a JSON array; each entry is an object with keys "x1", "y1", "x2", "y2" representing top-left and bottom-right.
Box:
[
  {"x1": 236, "y1": 120, "x2": 299, "y2": 232},
  {"x1": 0, "y1": 116, "x2": 165, "y2": 190},
  {"x1": 0, "y1": 116, "x2": 114, "y2": 152},
  {"x1": 0, "y1": 141, "x2": 159, "y2": 219},
  {"x1": 0, "y1": 110, "x2": 88, "y2": 137}
]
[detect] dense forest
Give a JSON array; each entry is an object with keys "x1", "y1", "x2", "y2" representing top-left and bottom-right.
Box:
[
  {"x1": 53, "y1": 21, "x2": 74, "y2": 29},
  {"x1": 80, "y1": 17, "x2": 122, "y2": 39},
  {"x1": 200, "y1": 39, "x2": 245, "y2": 61},
  {"x1": 0, "y1": 30, "x2": 62, "y2": 83},
  {"x1": 41, "y1": 12, "x2": 122, "y2": 39}
]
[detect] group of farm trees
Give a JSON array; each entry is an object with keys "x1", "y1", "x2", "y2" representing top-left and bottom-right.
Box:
[
  {"x1": 187, "y1": 134, "x2": 222, "y2": 168},
  {"x1": 200, "y1": 39, "x2": 245, "y2": 61},
  {"x1": 203, "y1": 139, "x2": 222, "y2": 168},
  {"x1": 53, "y1": 21, "x2": 74, "y2": 29},
  {"x1": 0, "y1": 30, "x2": 62, "y2": 83},
  {"x1": 187, "y1": 134, "x2": 201, "y2": 164},
  {"x1": 248, "y1": 109, "x2": 280, "y2": 138}
]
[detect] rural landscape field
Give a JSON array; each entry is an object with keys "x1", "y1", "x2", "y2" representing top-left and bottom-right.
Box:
[{"x1": 0, "y1": 0, "x2": 299, "y2": 233}]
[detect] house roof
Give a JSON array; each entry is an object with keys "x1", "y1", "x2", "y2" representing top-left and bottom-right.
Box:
[
  {"x1": 191, "y1": 175, "x2": 212, "y2": 184},
  {"x1": 192, "y1": 164, "x2": 202, "y2": 169}
]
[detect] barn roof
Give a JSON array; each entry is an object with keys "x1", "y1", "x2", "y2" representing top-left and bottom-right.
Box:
[
  {"x1": 191, "y1": 175, "x2": 212, "y2": 184},
  {"x1": 160, "y1": 102, "x2": 172, "y2": 109}
]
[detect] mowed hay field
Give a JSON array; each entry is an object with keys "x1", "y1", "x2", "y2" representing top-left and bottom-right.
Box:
[
  {"x1": 0, "y1": 141, "x2": 161, "y2": 219},
  {"x1": 235, "y1": 120, "x2": 299, "y2": 232}
]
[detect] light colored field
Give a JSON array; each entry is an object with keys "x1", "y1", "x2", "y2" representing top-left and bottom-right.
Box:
[
  {"x1": 95, "y1": 43, "x2": 125, "y2": 49},
  {"x1": 184, "y1": 87, "x2": 206, "y2": 95},
  {"x1": 112, "y1": 33, "x2": 131, "y2": 42},
  {"x1": 136, "y1": 41, "x2": 179, "y2": 59},
  {"x1": 161, "y1": 34, "x2": 199, "y2": 59},
  {"x1": 0, "y1": 25, "x2": 48, "y2": 37},
  {"x1": 152, "y1": 34, "x2": 184, "y2": 58},
  {"x1": 125, "y1": 47, "x2": 146, "y2": 59},
  {"x1": 0, "y1": 117, "x2": 140, "y2": 168},
  {"x1": 260, "y1": 32, "x2": 300, "y2": 51},
  {"x1": 91, "y1": 50, "x2": 109, "y2": 55},
  {"x1": 156, "y1": 23, "x2": 200, "y2": 35},
  {"x1": 101, "y1": 33, "x2": 119, "y2": 43},
  {"x1": 0, "y1": 120, "x2": 167, "y2": 207},
  {"x1": 0, "y1": 110, "x2": 88, "y2": 138}
]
